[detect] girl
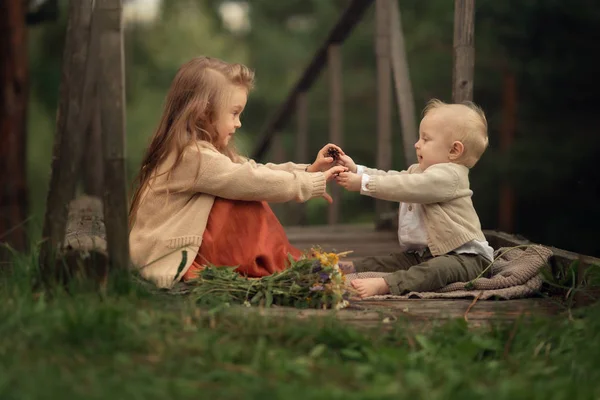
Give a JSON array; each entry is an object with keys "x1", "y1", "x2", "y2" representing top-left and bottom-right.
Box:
[{"x1": 128, "y1": 56, "x2": 346, "y2": 288}]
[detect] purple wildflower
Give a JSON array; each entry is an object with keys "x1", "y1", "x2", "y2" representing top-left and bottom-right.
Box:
[
  {"x1": 319, "y1": 272, "x2": 330, "y2": 282},
  {"x1": 311, "y1": 260, "x2": 322, "y2": 273}
]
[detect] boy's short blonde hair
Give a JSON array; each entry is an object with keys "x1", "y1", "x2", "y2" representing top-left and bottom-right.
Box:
[{"x1": 423, "y1": 98, "x2": 489, "y2": 168}]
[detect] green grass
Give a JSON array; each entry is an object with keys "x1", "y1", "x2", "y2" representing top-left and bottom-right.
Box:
[{"x1": 1, "y1": 251, "x2": 600, "y2": 400}]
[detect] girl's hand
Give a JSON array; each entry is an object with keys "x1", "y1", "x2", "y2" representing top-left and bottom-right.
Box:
[
  {"x1": 336, "y1": 154, "x2": 357, "y2": 173},
  {"x1": 306, "y1": 144, "x2": 345, "y2": 173},
  {"x1": 323, "y1": 165, "x2": 348, "y2": 181},
  {"x1": 335, "y1": 172, "x2": 361, "y2": 192},
  {"x1": 321, "y1": 166, "x2": 348, "y2": 204}
]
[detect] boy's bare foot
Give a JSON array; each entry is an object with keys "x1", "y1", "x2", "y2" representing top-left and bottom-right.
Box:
[{"x1": 351, "y1": 278, "x2": 390, "y2": 298}]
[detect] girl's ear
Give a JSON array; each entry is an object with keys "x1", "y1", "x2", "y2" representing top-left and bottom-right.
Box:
[{"x1": 449, "y1": 140, "x2": 464, "y2": 161}]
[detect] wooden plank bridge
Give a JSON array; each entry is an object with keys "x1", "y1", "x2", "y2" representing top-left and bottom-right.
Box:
[{"x1": 279, "y1": 223, "x2": 592, "y2": 328}]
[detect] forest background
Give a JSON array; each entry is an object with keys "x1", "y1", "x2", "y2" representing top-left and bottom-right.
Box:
[{"x1": 23, "y1": 0, "x2": 600, "y2": 257}]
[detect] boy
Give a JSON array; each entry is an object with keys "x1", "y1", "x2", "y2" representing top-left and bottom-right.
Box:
[{"x1": 335, "y1": 99, "x2": 494, "y2": 298}]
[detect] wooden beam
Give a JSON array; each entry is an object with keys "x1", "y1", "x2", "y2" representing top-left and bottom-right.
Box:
[
  {"x1": 375, "y1": 0, "x2": 392, "y2": 217},
  {"x1": 0, "y1": 0, "x2": 29, "y2": 261},
  {"x1": 389, "y1": 0, "x2": 418, "y2": 167},
  {"x1": 295, "y1": 93, "x2": 309, "y2": 164},
  {"x1": 270, "y1": 133, "x2": 288, "y2": 223},
  {"x1": 483, "y1": 230, "x2": 600, "y2": 277},
  {"x1": 452, "y1": 0, "x2": 475, "y2": 103},
  {"x1": 251, "y1": 0, "x2": 374, "y2": 160},
  {"x1": 328, "y1": 45, "x2": 343, "y2": 225},
  {"x1": 40, "y1": 0, "x2": 95, "y2": 275},
  {"x1": 295, "y1": 92, "x2": 309, "y2": 225},
  {"x1": 97, "y1": 0, "x2": 129, "y2": 271}
]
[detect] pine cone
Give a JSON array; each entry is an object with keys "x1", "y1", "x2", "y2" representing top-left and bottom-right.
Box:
[{"x1": 325, "y1": 147, "x2": 340, "y2": 161}]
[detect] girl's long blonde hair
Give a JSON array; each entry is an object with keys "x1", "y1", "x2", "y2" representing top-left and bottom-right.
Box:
[{"x1": 129, "y1": 56, "x2": 255, "y2": 227}]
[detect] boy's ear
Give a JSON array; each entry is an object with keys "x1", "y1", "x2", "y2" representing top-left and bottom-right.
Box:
[{"x1": 449, "y1": 140, "x2": 464, "y2": 161}]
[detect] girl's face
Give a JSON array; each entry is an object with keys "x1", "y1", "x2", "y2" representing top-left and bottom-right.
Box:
[{"x1": 214, "y1": 86, "x2": 247, "y2": 149}]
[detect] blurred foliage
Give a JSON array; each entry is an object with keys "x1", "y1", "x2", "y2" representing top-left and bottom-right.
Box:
[{"x1": 24, "y1": 0, "x2": 599, "y2": 256}]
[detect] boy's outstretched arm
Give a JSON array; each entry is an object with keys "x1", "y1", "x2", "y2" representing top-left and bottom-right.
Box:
[
  {"x1": 360, "y1": 164, "x2": 470, "y2": 204},
  {"x1": 338, "y1": 154, "x2": 417, "y2": 177}
]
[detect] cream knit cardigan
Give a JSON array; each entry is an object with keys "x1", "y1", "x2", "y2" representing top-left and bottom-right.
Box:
[
  {"x1": 129, "y1": 141, "x2": 325, "y2": 288},
  {"x1": 360, "y1": 162, "x2": 487, "y2": 255}
]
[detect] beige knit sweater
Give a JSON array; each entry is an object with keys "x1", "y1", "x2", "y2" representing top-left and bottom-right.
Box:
[
  {"x1": 361, "y1": 162, "x2": 486, "y2": 255},
  {"x1": 129, "y1": 141, "x2": 326, "y2": 288}
]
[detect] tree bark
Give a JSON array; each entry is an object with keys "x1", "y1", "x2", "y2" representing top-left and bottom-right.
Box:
[{"x1": 0, "y1": 0, "x2": 29, "y2": 263}]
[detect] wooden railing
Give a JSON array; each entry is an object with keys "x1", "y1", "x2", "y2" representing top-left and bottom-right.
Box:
[{"x1": 252, "y1": 0, "x2": 475, "y2": 225}]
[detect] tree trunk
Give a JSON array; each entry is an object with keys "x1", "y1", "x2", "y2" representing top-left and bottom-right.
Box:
[{"x1": 0, "y1": 0, "x2": 29, "y2": 263}]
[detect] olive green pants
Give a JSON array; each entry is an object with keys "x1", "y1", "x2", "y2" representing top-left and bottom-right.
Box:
[{"x1": 353, "y1": 249, "x2": 491, "y2": 295}]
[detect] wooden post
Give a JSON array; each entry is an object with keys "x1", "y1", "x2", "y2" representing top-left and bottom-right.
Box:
[
  {"x1": 389, "y1": 0, "x2": 418, "y2": 167},
  {"x1": 0, "y1": 0, "x2": 29, "y2": 261},
  {"x1": 295, "y1": 92, "x2": 309, "y2": 225},
  {"x1": 97, "y1": 0, "x2": 129, "y2": 271},
  {"x1": 296, "y1": 93, "x2": 309, "y2": 165},
  {"x1": 452, "y1": 0, "x2": 475, "y2": 103},
  {"x1": 375, "y1": 0, "x2": 392, "y2": 217},
  {"x1": 40, "y1": 0, "x2": 95, "y2": 274},
  {"x1": 270, "y1": 133, "x2": 288, "y2": 223},
  {"x1": 499, "y1": 69, "x2": 516, "y2": 232},
  {"x1": 328, "y1": 44, "x2": 343, "y2": 225}
]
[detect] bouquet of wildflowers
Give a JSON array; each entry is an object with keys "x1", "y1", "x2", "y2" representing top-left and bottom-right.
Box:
[{"x1": 189, "y1": 248, "x2": 351, "y2": 310}]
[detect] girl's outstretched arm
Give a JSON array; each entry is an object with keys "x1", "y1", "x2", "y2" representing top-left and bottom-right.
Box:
[
  {"x1": 245, "y1": 143, "x2": 344, "y2": 173},
  {"x1": 165, "y1": 146, "x2": 345, "y2": 203}
]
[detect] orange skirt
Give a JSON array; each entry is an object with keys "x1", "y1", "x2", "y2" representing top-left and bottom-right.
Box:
[{"x1": 183, "y1": 198, "x2": 303, "y2": 281}]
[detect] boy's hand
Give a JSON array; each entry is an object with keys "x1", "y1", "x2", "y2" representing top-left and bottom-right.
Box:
[
  {"x1": 336, "y1": 154, "x2": 357, "y2": 173},
  {"x1": 335, "y1": 172, "x2": 361, "y2": 192},
  {"x1": 306, "y1": 144, "x2": 345, "y2": 172}
]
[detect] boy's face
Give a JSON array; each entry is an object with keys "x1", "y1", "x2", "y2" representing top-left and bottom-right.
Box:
[
  {"x1": 215, "y1": 86, "x2": 247, "y2": 149},
  {"x1": 414, "y1": 108, "x2": 457, "y2": 170}
]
